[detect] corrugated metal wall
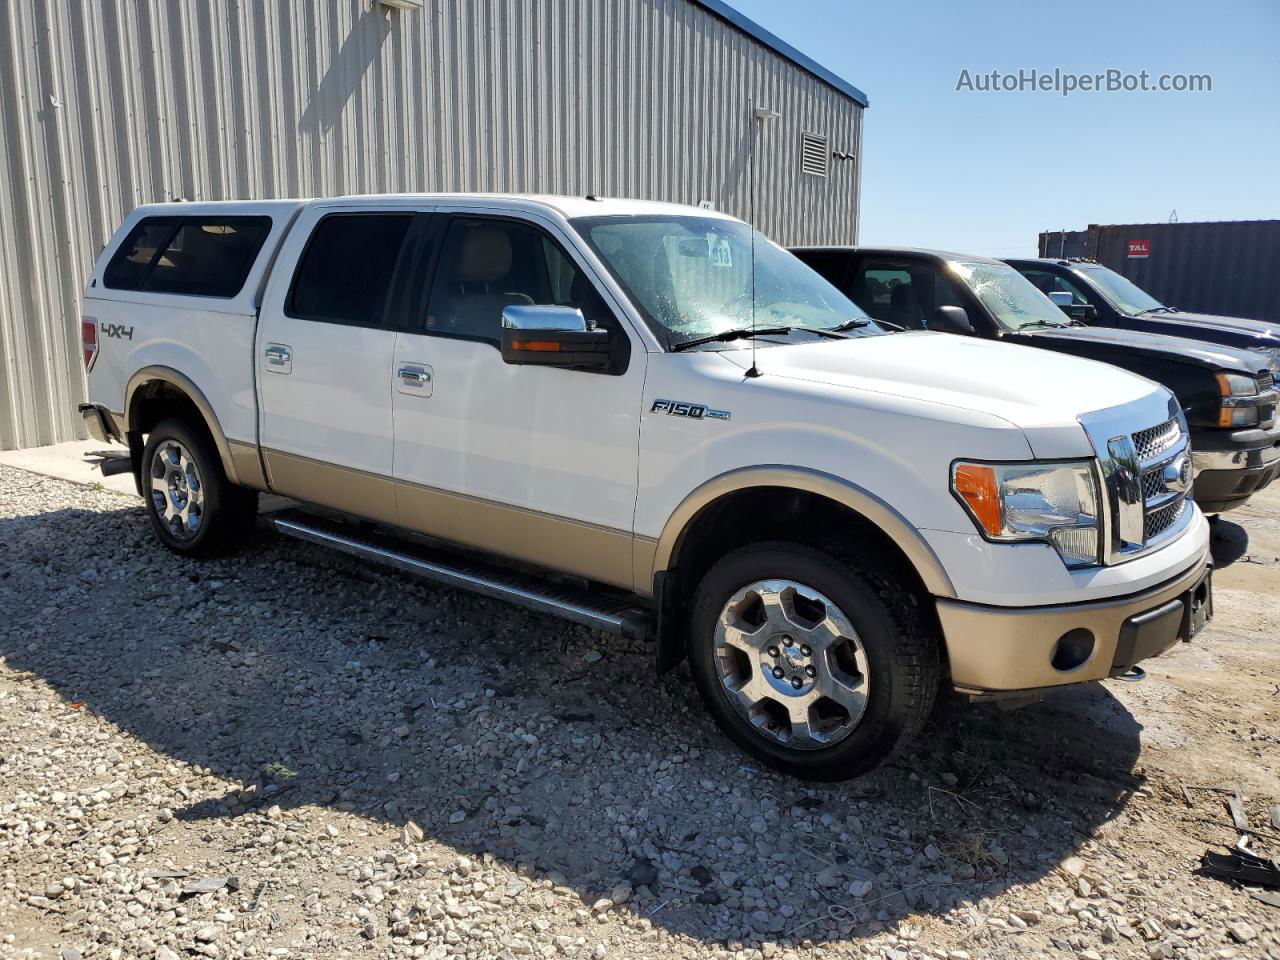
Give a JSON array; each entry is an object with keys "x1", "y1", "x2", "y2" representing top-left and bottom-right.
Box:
[
  {"x1": 0, "y1": 0, "x2": 863, "y2": 450},
  {"x1": 1039, "y1": 221, "x2": 1280, "y2": 324}
]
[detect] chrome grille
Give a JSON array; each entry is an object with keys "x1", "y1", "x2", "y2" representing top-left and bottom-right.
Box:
[
  {"x1": 1260, "y1": 370, "x2": 1275, "y2": 392},
  {"x1": 1144, "y1": 498, "x2": 1188, "y2": 541},
  {"x1": 1141, "y1": 469, "x2": 1165, "y2": 501},
  {"x1": 1132, "y1": 417, "x2": 1181, "y2": 462},
  {"x1": 1081, "y1": 400, "x2": 1195, "y2": 565}
]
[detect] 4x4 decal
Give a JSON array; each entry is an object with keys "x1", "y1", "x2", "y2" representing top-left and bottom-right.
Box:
[
  {"x1": 102, "y1": 323, "x2": 134, "y2": 340},
  {"x1": 651, "y1": 399, "x2": 731, "y2": 421}
]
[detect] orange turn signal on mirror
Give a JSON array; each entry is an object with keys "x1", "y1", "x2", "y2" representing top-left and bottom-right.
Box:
[
  {"x1": 511, "y1": 340, "x2": 561, "y2": 352},
  {"x1": 952, "y1": 463, "x2": 1002, "y2": 536}
]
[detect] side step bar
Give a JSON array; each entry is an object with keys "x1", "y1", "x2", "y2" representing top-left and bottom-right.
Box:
[{"x1": 271, "y1": 511, "x2": 653, "y2": 641}]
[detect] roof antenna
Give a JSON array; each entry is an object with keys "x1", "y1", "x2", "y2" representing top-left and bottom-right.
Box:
[{"x1": 746, "y1": 102, "x2": 780, "y2": 379}]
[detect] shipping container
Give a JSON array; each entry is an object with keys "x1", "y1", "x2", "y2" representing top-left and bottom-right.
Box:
[{"x1": 1039, "y1": 220, "x2": 1280, "y2": 325}]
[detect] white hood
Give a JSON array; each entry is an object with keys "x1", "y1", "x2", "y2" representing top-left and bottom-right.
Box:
[{"x1": 717, "y1": 331, "x2": 1172, "y2": 458}]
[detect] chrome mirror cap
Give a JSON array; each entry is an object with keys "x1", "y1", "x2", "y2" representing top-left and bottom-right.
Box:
[{"x1": 501, "y1": 304, "x2": 588, "y2": 332}]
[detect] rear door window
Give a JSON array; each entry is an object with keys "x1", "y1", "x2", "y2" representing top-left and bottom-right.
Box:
[
  {"x1": 287, "y1": 214, "x2": 414, "y2": 326},
  {"x1": 103, "y1": 216, "x2": 272, "y2": 297}
]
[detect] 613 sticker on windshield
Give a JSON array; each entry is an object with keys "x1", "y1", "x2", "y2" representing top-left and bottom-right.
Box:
[{"x1": 651, "y1": 399, "x2": 731, "y2": 421}]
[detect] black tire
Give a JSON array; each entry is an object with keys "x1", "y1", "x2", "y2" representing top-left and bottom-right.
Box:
[
  {"x1": 141, "y1": 418, "x2": 257, "y2": 556},
  {"x1": 687, "y1": 541, "x2": 940, "y2": 781}
]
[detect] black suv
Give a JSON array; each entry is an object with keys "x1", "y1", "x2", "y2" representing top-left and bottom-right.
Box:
[{"x1": 792, "y1": 246, "x2": 1280, "y2": 514}]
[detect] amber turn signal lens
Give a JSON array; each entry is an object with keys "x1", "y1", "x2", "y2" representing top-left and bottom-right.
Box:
[
  {"x1": 511, "y1": 340, "x2": 561, "y2": 352},
  {"x1": 952, "y1": 463, "x2": 1002, "y2": 536}
]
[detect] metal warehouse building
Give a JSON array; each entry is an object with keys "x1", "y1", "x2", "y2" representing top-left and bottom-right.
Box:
[{"x1": 0, "y1": 0, "x2": 867, "y2": 450}]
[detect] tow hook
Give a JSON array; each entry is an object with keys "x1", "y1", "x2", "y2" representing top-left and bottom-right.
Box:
[{"x1": 1116, "y1": 665, "x2": 1147, "y2": 683}]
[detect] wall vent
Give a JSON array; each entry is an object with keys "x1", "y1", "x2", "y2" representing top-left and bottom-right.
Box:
[{"x1": 800, "y1": 133, "x2": 829, "y2": 177}]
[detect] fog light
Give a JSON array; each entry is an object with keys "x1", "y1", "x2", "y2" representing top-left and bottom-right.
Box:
[{"x1": 1051, "y1": 629, "x2": 1095, "y2": 672}]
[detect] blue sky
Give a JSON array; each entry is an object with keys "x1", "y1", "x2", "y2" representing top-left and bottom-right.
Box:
[{"x1": 729, "y1": 0, "x2": 1280, "y2": 256}]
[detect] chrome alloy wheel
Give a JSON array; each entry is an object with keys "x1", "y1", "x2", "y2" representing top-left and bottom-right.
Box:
[
  {"x1": 149, "y1": 440, "x2": 204, "y2": 540},
  {"x1": 713, "y1": 579, "x2": 870, "y2": 750}
]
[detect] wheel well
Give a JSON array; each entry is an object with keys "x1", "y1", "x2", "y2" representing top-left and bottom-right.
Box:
[
  {"x1": 129, "y1": 381, "x2": 207, "y2": 437},
  {"x1": 126, "y1": 381, "x2": 220, "y2": 489},
  {"x1": 657, "y1": 486, "x2": 943, "y2": 671}
]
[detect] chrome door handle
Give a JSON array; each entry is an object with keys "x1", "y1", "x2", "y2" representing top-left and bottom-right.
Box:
[
  {"x1": 398, "y1": 367, "x2": 431, "y2": 384},
  {"x1": 265, "y1": 346, "x2": 291, "y2": 365}
]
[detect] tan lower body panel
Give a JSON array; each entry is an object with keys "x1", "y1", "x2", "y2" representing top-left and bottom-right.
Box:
[
  {"x1": 396, "y1": 481, "x2": 634, "y2": 590},
  {"x1": 263, "y1": 450, "x2": 400, "y2": 527},
  {"x1": 262, "y1": 449, "x2": 634, "y2": 590},
  {"x1": 937, "y1": 549, "x2": 1210, "y2": 692},
  {"x1": 228, "y1": 439, "x2": 269, "y2": 492}
]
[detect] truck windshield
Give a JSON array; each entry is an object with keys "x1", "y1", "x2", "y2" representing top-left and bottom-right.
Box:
[
  {"x1": 573, "y1": 215, "x2": 876, "y2": 349},
  {"x1": 949, "y1": 261, "x2": 1071, "y2": 331},
  {"x1": 1076, "y1": 264, "x2": 1166, "y2": 315}
]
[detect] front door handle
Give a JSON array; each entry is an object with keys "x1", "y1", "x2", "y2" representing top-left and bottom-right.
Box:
[
  {"x1": 398, "y1": 366, "x2": 431, "y2": 384},
  {"x1": 264, "y1": 343, "x2": 292, "y2": 374}
]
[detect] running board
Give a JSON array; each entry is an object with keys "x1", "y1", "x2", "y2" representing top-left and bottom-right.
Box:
[{"x1": 270, "y1": 511, "x2": 653, "y2": 641}]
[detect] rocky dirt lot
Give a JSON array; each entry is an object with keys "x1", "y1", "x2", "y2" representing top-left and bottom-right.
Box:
[{"x1": 1, "y1": 463, "x2": 1278, "y2": 960}]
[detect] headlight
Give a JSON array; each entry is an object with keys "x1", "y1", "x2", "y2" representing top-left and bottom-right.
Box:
[
  {"x1": 1216, "y1": 371, "x2": 1276, "y2": 428},
  {"x1": 951, "y1": 461, "x2": 1101, "y2": 567}
]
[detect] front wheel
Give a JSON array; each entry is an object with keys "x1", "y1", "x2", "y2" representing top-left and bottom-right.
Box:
[
  {"x1": 142, "y1": 419, "x2": 257, "y2": 556},
  {"x1": 687, "y1": 542, "x2": 939, "y2": 781}
]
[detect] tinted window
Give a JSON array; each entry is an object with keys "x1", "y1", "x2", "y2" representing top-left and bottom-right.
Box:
[
  {"x1": 288, "y1": 214, "x2": 413, "y2": 325},
  {"x1": 1019, "y1": 268, "x2": 1089, "y2": 305},
  {"x1": 144, "y1": 218, "x2": 272, "y2": 297},
  {"x1": 103, "y1": 217, "x2": 180, "y2": 290},
  {"x1": 425, "y1": 217, "x2": 617, "y2": 341},
  {"x1": 104, "y1": 216, "x2": 272, "y2": 297},
  {"x1": 847, "y1": 260, "x2": 966, "y2": 331}
]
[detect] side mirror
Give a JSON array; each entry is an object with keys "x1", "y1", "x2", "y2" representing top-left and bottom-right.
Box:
[
  {"x1": 1047, "y1": 291, "x2": 1074, "y2": 312},
  {"x1": 928, "y1": 305, "x2": 973, "y2": 334},
  {"x1": 500, "y1": 305, "x2": 611, "y2": 369},
  {"x1": 1081, "y1": 303, "x2": 1098, "y2": 321}
]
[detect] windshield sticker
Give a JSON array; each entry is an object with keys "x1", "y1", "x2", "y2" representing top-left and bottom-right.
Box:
[{"x1": 710, "y1": 238, "x2": 733, "y2": 268}]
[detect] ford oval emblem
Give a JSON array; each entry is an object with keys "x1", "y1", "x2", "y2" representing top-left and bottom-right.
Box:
[{"x1": 1162, "y1": 456, "x2": 1191, "y2": 493}]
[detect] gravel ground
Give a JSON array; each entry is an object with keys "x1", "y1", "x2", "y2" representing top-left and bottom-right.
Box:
[{"x1": 1, "y1": 463, "x2": 1278, "y2": 960}]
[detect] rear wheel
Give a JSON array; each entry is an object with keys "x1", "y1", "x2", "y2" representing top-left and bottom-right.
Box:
[
  {"x1": 142, "y1": 418, "x2": 256, "y2": 556},
  {"x1": 687, "y1": 542, "x2": 939, "y2": 781}
]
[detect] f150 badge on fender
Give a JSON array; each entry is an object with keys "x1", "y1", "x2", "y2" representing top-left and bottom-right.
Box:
[{"x1": 651, "y1": 399, "x2": 731, "y2": 421}]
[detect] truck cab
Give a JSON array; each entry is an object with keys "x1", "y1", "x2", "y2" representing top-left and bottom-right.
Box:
[
  {"x1": 80, "y1": 198, "x2": 1213, "y2": 780},
  {"x1": 792, "y1": 245, "x2": 1280, "y2": 514}
]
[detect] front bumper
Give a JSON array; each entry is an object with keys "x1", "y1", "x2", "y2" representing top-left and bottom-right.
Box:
[
  {"x1": 1192, "y1": 437, "x2": 1280, "y2": 513},
  {"x1": 937, "y1": 547, "x2": 1212, "y2": 695}
]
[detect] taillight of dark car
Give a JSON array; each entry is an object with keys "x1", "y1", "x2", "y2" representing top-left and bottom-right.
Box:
[{"x1": 82, "y1": 319, "x2": 98, "y2": 371}]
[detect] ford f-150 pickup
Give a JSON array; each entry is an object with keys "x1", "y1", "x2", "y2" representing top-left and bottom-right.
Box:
[{"x1": 78, "y1": 195, "x2": 1213, "y2": 780}]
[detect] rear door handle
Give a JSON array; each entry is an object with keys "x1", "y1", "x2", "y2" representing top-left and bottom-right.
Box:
[
  {"x1": 398, "y1": 367, "x2": 431, "y2": 384},
  {"x1": 264, "y1": 343, "x2": 292, "y2": 374}
]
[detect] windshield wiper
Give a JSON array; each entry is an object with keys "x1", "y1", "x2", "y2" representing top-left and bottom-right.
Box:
[
  {"x1": 669, "y1": 326, "x2": 793, "y2": 352},
  {"x1": 1140, "y1": 306, "x2": 1174, "y2": 314},
  {"x1": 830, "y1": 317, "x2": 873, "y2": 332},
  {"x1": 1018, "y1": 319, "x2": 1071, "y2": 330}
]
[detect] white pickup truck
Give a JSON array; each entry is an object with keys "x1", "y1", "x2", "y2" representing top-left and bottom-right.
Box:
[{"x1": 78, "y1": 194, "x2": 1213, "y2": 780}]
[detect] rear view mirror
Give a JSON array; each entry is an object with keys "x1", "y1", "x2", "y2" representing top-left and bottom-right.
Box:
[
  {"x1": 928, "y1": 305, "x2": 973, "y2": 335},
  {"x1": 500, "y1": 305, "x2": 611, "y2": 369}
]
